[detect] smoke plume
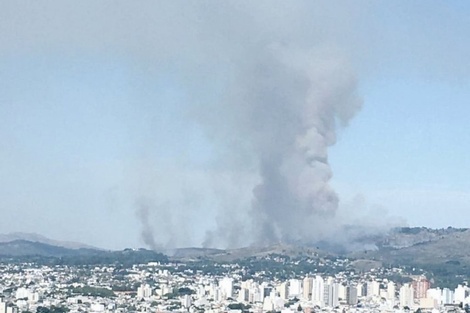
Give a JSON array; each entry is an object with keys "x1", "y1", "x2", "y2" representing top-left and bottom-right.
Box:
[
  {"x1": 3, "y1": 1, "x2": 470, "y2": 249},
  {"x1": 0, "y1": 0, "x2": 365, "y2": 248},
  {"x1": 201, "y1": 46, "x2": 361, "y2": 247},
  {"x1": 129, "y1": 2, "x2": 363, "y2": 247},
  {"x1": 135, "y1": 199, "x2": 160, "y2": 251}
]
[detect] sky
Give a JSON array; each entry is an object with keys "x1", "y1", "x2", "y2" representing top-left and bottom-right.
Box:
[{"x1": 0, "y1": 1, "x2": 470, "y2": 250}]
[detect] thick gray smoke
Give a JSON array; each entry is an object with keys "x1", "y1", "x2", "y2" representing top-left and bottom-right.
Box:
[
  {"x1": 247, "y1": 51, "x2": 361, "y2": 245},
  {"x1": 0, "y1": 0, "x2": 365, "y2": 248},
  {"x1": 3, "y1": 1, "x2": 470, "y2": 249},
  {"x1": 202, "y1": 46, "x2": 361, "y2": 247}
]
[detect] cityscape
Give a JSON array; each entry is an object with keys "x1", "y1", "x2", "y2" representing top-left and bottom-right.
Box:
[
  {"x1": 0, "y1": 255, "x2": 468, "y2": 313},
  {"x1": 2, "y1": 2, "x2": 470, "y2": 313}
]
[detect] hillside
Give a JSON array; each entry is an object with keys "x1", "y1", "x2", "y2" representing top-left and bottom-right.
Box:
[
  {"x1": 168, "y1": 227, "x2": 470, "y2": 267},
  {"x1": 0, "y1": 240, "x2": 87, "y2": 257},
  {"x1": 0, "y1": 240, "x2": 168, "y2": 266},
  {"x1": 352, "y1": 228, "x2": 470, "y2": 265},
  {"x1": 0, "y1": 232, "x2": 100, "y2": 250}
]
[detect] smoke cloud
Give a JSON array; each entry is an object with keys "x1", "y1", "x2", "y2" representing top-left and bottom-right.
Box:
[
  {"x1": 0, "y1": 1, "x2": 370, "y2": 248},
  {"x1": 135, "y1": 199, "x2": 159, "y2": 251},
  {"x1": 200, "y1": 47, "x2": 362, "y2": 246}
]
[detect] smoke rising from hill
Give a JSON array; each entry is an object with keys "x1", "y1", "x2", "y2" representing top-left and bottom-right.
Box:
[
  {"x1": 3, "y1": 1, "x2": 470, "y2": 249},
  {"x1": 201, "y1": 47, "x2": 362, "y2": 247},
  {"x1": 0, "y1": 1, "x2": 366, "y2": 248}
]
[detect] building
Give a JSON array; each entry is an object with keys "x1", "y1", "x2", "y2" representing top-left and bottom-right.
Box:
[
  {"x1": 454, "y1": 285, "x2": 468, "y2": 304},
  {"x1": 289, "y1": 279, "x2": 302, "y2": 297},
  {"x1": 137, "y1": 284, "x2": 152, "y2": 299},
  {"x1": 367, "y1": 281, "x2": 380, "y2": 298},
  {"x1": 399, "y1": 283, "x2": 415, "y2": 308},
  {"x1": 219, "y1": 277, "x2": 233, "y2": 300},
  {"x1": 278, "y1": 282, "x2": 289, "y2": 300},
  {"x1": 412, "y1": 277, "x2": 431, "y2": 299},
  {"x1": 303, "y1": 277, "x2": 312, "y2": 301},
  {"x1": 323, "y1": 281, "x2": 339, "y2": 308},
  {"x1": 387, "y1": 281, "x2": 396, "y2": 304},
  {"x1": 346, "y1": 286, "x2": 358, "y2": 305},
  {"x1": 312, "y1": 275, "x2": 324, "y2": 306}
]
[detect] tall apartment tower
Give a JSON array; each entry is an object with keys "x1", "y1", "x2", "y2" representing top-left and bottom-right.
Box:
[
  {"x1": 412, "y1": 277, "x2": 430, "y2": 299},
  {"x1": 289, "y1": 279, "x2": 302, "y2": 297},
  {"x1": 219, "y1": 277, "x2": 234, "y2": 300},
  {"x1": 367, "y1": 281, "x2": 380, "y2": 298},
  {"x1": 311, "y1": 275, "x2": 325, "y2": 306},
  {"x1": 399, "y1": 283, "x2": 415, "y2": 308},
  {"x1": 278, "y1": 281, "x2": 289, "y2": 300},
  {"x1": 303, "y1": 277, "x2": 313, "y2": 301},
  {"x1": 346, "y1": 286, "x2": 358, "y2": 305},
  {"x1": 137, "y1": 284, "x2": 152, "y2": 299},
  {"x1": 387, "y1": 281, "x2": 396, "y2": 304},
  {"x1": 323, "y1": 282, "x2": 339, "y2": 308}
]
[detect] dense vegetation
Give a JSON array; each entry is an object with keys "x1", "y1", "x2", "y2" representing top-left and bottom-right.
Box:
[{"x1": 70, "y1": 286, "x2": 116, "y2": 298}]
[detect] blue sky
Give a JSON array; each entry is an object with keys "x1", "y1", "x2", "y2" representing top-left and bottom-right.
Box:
[
  {"x1": 330, "y1": 76, "x2": 470, "y2": 228},
  {"x1": 1, "y1": 1, "x2": 469, "y2": 249}
]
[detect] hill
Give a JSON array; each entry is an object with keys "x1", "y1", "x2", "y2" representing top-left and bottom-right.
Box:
[
  {"x1": 0, "y1": 232, "x2": 100, "y2": 250},
  {"x1": 0, "y1": 240, "x2": 168, "y2": 266},
  {"x1": 351, "y1": 227, "x2": 470, "y2": 264}
]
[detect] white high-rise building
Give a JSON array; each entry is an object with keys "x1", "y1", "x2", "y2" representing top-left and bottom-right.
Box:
[
  {"x1": 337, "y1": 284, "x2": 346, "y2": 301},
  {"x1": 137, "y1": 284, "x2": 152, "y2": 299},
  {"x1": 312, "y1": 275, "x2": 324, "y2": 306},
  {"x1": 259, "y1": 282, "x2": 268, "y2": 302},
  {"x1": 238, "y1": 288, "x2": 249, "y2": 302},
  {"x1": 387, "y1": 282, "x2": 396, "y2": 304},
  {"x1": 442, "y1": 288, "x2": 454, "y2": 305},
  {"x1": 324, "y1": 282, "x2": 339, "y2": 308},
  {"x1": 427, "y1": 288, "x2": 442, "y2": 305},
  {"x1": 278, "y1": 282, "x2": 289, "y2": 300},
  {"x1": 303, "y1": 277, "x2": 313, "y2": 300},
  {"x1": 454, "y1": 285, "x2": 468, "y2": 304},
  {"x1": 346, "y1": 286, "x2": 358, "y2": 305},
  {"x1": 367, "y1": 281, "x2": 380, "y2": 298},
  {"x1": 219, "y1": 277, "x2": 233, "y2": 300},
  {"x1": 356, "y1": 283, "x2": 365, "y2": 297},
  {"x1": 289, "y1": 279, "x2": 302, "y2": 297},
  {"x1": 399, "y1": 283, "x2": 414, "y2": 308}
]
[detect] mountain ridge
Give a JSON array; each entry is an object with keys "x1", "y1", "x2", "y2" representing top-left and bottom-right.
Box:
[
  {"x1": 0, "y1": 232, "x2": 101, "y2": 250},
  {"x1": 1, "y1": 227, "x2": 469, "y2": 267}
]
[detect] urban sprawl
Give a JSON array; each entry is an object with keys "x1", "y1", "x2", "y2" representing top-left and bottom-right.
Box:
[{"x1": 0, "y1": 256, "x2": 468, "y2": 313}]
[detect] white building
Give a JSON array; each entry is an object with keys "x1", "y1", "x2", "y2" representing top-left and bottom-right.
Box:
[
  {"x1": 219, "y1": 277, "x2": 233, "y2": 300},
  {"x1": 278, "y1": 282, "x2": 289, "y2": 300},
  {"x1": 399, "y1": 283, "x2": 415, "y2": 308},
  {"x1": 324, "y1": 281, "x2": 339, "y2": 308},
  {"x1": 454, "y1": 285, "x2": 468, "y2": 304},
  {"x1": 442, "y1": 288, "x2": 454, "y2": 305},
  {"x1": 137, "y1": 284, "x2": 152, "y2": 299},
  {"x1": 367, "y1": 281, "x2": 380, "y2": 298},
  {"x1": 312, "y1": 275, "x2": 324, "y2": 306},
  {"x1": 289, "y1": 279, "x2": 301, "y2": 297},
  {"x1": 303, "y1": 277, "x2": 312, "y2": 301}
]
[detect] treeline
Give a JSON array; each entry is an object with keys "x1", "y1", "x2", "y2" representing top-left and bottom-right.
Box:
[{"x1": 70, "y1": 286, "x2": 115, "y2": 298}]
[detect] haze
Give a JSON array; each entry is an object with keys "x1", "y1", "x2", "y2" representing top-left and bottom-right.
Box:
[{"x1": 1, "y1": 1, "x2": 470, "y2": 250}]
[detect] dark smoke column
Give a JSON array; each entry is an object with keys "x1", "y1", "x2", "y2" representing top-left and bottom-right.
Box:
[{"x1": 222, "y1": 45, "x2": 362, "y2": 245}]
